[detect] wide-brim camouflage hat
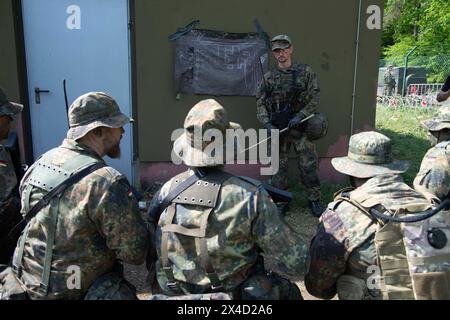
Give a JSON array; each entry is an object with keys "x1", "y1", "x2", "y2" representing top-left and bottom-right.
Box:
[
  {"x1": 173, "y1": 99, "x2": 241, "y2": 167},
  {"x1": 271, "y1": 34, "x2": 292, "y2": 51},
  {"x1": 67, "y1": 92, "x2": 132, "y2": 140},
  {"x1": 421, "y1": 106, "x2": 450, "y2": 131},
  {"x1": 331, "y1": 131, "x2": 409, "y2": 178},
  {"x1": 0, "y1": 87, "x2": 23, "y2": 116}
]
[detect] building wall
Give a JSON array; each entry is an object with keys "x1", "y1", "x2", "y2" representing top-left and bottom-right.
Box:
[
  {"x1": 134, "y1": 0, "x2": 383, "y2": 184},
  {"x1": 0, "y1": 0, "x2": 30, "y2": 163}
]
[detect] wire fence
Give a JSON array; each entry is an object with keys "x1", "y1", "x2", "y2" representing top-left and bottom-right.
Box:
[{"x1": 376, "y1": 93, "x2": 443, "y2": 109}]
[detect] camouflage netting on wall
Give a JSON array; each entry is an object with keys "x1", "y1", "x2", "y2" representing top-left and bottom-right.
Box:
[{"x1": 173, "y1": 29, "x2": 268, "y2": 96}]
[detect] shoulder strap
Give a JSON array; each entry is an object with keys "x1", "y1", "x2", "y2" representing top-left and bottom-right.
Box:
[
  {"x1": 11, "y1": 161, "x2": 105, "y2": 286},
  {"x1": 8, "y1": 162, "x2": 105, "y2": 238},
  {"x1": 156, "y1": 169, "x2": 206, "y2": 215}
]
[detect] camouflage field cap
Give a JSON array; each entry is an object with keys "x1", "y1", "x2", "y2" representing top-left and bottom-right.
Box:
[
  {"x1": 173, "y1": 99, "x2": 241, "y2": 167},
  {"x1": 67, "y1": 92, "x2": 132, "y2": 141},
  {"x1": 331, "y1": 131, "x2": 409, "y2": 178},
  {"x1": 0, "y1": 87, "x2": 23, "y2": 116},
  {"x1": 421, "y1": 106, "x2": 450, "y2": 131},
  {"x1": 271, "y1": 34, "x2": 292, "y2": 51}
]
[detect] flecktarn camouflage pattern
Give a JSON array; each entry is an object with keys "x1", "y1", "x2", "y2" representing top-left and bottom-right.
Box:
[
  {"x1": 8, "y1": 139, "x2": 149, "y2": 299},
  {"x1": 67, "y1": 92, "x2": 132, "y2": 141},
  {"x1": 305, "y1": 173, "x2": 431, "y2": 300},
  {"x1": 256, "y1": 60, "x2": 321, "y2": 200},
  {"x1": 307, "y1": 130, "x2": 450, "y2": 300},
  {"x1": 149, "y1": 100, "x2": 307, "y2": 300},
  {"x1": 0, "y1": 88, "x2": 23, "y2": 264},
  {"x1": 149, "y1": 170, "x2": 307, "y2": 299},
  {"x1": 421, "y1": 106, "x2": 450, "y2": 132},
  {"x1": 413, "y1": 140, "x2": 449, "y2": 203},
  {"x1": 332, "y1": 131, "x2": 409, "y2": 178},
  {"x1": 0, "y1": 139, "x2": 21, "y2": 263},
  {"x1": 270, "y1": 34, "x2": 292, "y2": 51},
  {"x1": 0, "y1": 88, "x2": 23, "y2": 116},
  {"x1": 173, "y1": 99, "x2": 240, "y2": 167},
  {"x1": 0, "y1": 139, "x2": 17, "y2": 205}
]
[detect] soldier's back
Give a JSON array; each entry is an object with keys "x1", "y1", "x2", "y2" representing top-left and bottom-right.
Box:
[{"x1": 13, "y1": 139, "x2": 147, "y2": 299}]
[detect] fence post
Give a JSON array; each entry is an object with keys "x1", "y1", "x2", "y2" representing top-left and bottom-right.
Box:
[{"x1": 402, "y1": 46, "x2": 418, "y2": 96}]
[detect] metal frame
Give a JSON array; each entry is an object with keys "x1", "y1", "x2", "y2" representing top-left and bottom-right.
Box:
[{"x1": 12, "y1": 0, "x2": 34, "y2": 164}]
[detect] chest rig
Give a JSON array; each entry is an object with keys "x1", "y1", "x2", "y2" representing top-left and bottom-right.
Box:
[
  {"x1": 160, "y1": 170, "x2": 233, "y2": 294},
  {"x1": 12, "y1": 149, "x2": 102, "y2": 296},
  {"x1": 269, "y1": 64, "x2": 306, "y2": 113}
]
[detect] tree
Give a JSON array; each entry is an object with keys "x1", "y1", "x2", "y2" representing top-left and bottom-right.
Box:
[{"x1": 382, "y1": 0, "x2": 450, "y2": 82}]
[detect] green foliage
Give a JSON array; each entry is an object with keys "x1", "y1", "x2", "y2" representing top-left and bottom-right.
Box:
[{"x1": 382, "y1": 0, "x2": 450, "y2": 81}]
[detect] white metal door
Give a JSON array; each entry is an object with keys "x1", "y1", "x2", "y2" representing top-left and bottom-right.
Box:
[{"x1": 22, "y1": 0, "x2": 134, "y2": 182}]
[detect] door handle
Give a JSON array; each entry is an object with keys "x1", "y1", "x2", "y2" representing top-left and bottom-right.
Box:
[{"x1": 34, "y1": 87, "x2": 50, "y2": 104}]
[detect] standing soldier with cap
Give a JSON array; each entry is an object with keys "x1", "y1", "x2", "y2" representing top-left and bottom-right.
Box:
[
  {"x1": 305, "y1": 131, "x2": 450, "y2": 300},
  {"x1": 0, "y1": 92, "x2": 150, "y2": 300},
  {"x1": 414, "y1": 106, "x2": 449, "y2": 203},
  {"x1": 0, "y1": 88, "x2": 23, "y2": 264},
  {"x1": 383, "y1": 65, "x2": 396, "y2": 96},
  {"x1": 256, "y1": 34, "x2": 324, "y2": 217},
  {"x1": 147, "y1": 99, "x2": 307, "y2": 300}
]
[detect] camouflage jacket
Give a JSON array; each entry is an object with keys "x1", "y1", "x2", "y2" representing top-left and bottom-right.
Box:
[
  {"x1": 148, "y1": 169, "x2": 308, "y2": 294},
  {"x1": 305, "y1": 174, "x2": 430, "y2": 299},
  {"x1": 0, "y1": 139, "x2": 17, "y2": 205},
  {"x1": 413, "y1": 141, "x2": 450, "y2": 203},
  {"x1": 13, "y1": 139, "x2": 149, "y2": 299},
  {"x1": 256, "y1": 62, "x2": 320, "y2": 126},
  {"x1": 384, "y1": 71, "x2": 396, "y2": 86}
]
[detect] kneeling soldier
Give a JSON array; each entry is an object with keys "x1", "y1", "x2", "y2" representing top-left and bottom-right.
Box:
[{"x1": 148, "y1": 99, "x2": 308, "y2": 300}]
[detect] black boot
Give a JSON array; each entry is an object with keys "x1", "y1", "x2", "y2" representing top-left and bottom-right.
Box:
[{"x1": 309, "y1": 200, "x2": 323, "y2": 218}]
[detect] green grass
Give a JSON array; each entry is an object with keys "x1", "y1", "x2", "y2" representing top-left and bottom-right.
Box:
[
  {"x1": 375, "y1": 104, "x2": 435, "y2": 184},
  {"x1": 285, "y1": 104, "x2": 436, "y2": 232}
]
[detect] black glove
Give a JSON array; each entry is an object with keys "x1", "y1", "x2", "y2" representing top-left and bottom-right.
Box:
[{"x1": 288, "y1": 113, "x2": 305, "y2": 129}]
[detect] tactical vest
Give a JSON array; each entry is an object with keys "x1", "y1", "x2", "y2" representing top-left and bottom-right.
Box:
[
  {"x1": 330, "y1": 187, "x2": 450, "y2": 300},
  {"x1": 12, "y1": 148, "x2": 102, "y2": 297},
  {"x1": 159, "y1": 170, "x2": 235, "y2": 295},
  {"x1": 268, "y1": 64, "x2": 308, "y2": 113}
]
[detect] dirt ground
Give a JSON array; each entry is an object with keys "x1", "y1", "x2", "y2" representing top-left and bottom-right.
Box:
[{"x1": 123, "y1": 202, "x2": 326, "y2": 300}]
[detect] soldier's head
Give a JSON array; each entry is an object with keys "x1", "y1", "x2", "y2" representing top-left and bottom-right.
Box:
[
  {"x1": 173, "y1": 99, "x2": 241, "y2": 168},
  {"x1": 331, "y1": 131, "x2": 409, "y2": 187},
  {"x1": 421, "y1": 106, "x2": 450, "y2": 146},
  {"x1": 271, "y1": 34, "x2": 293, "y2": 69},
  {"x1": 66, "y1": 92, "x2": 132, "y2": 158},
  {"x1": 0, "y1": 87, "x2": 23, "y2": 140}
]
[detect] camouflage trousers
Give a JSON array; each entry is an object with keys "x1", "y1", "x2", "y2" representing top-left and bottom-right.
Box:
[
  {"x1": 383, "y1": 85, "x2": 395, "y2": 96},
  {"x1": 1, "y1": 266, "x2": 138, "y2": 300},
  {"x1": 150, "y1": 272, "x2": 302, "y2": 300},
  {"x1": 270, "y1": 133, "x2": 321, "y2": 201}
]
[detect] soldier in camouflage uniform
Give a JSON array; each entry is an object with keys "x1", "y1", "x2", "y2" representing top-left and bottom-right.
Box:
[
  {"x1": 256, "y1": 34, "x2": 323, "y2": 217},
  {"x1": 0, "y1": 88, "x2": 23, "y2": 264},
  {"x1": 0, "y1": 92, "x2": 150, "y2": 300},
  {"x1": 305, "y1": 131, "x2": 450, "y2": 300},
  {"x1": 414, "y1": 106, "x2": 449, "y2": 203},
  {"x1": 383, "y1": 65, "x2": 396, "y2": 96},
  {"x1": 147, "y1": 99, "x2": 307, "y2": 300}
]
